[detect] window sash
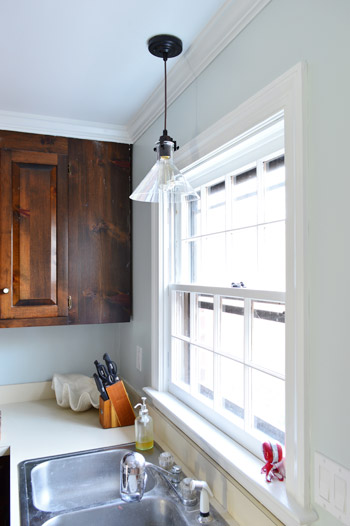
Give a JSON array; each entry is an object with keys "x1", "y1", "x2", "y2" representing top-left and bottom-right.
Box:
[
  {"x1": 176, "y1": 151, "x2": 285, "y2": 292},
  {"x1": 169, "y1": 284, "x2": 285, "y2": 457}
]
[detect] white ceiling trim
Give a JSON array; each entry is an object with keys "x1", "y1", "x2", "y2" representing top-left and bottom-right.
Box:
[
  {"x1": 0, "y1": 110, "x2": 131, "y2": 143},
  {"x1": 127, "y1": 0, "x2": 272, "y2": 143}
]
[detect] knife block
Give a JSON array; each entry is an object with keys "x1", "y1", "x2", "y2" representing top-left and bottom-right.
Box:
[
  {"x1": 99, "y1": 380, "x2": 135, "y2": 428},
  {"x1": 99, "y1": 398, "x2": 119, "y2": 428}
]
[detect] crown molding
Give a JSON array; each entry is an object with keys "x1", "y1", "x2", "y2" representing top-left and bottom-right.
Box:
[
  {"x1": 127, "y1": 0, "x2": 272, "y2": 143},
  {"x1": 0, "y1": 110, "x2": 131, "y2": 143}
]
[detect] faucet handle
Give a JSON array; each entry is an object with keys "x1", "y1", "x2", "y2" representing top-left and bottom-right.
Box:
[
  {"x1": 169, "y1": 464, "x2": 182, "y2": 484},
  {"x1": 158, "y1": 451, "x2": 174, "y2": 470},
  {"x1": 179, "y1": 477, "x2": 198, "y2": 505}
]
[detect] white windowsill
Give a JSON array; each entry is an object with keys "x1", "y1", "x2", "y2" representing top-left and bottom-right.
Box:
[{"x1": 144, "y1": 387, "x2": 317, "y2": 526}]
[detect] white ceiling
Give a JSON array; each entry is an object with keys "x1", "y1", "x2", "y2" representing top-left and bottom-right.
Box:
[{"x1": 0, "y1": 0, "x2": 227, "y2": 127}]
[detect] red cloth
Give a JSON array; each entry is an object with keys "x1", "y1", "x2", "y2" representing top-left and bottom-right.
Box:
[{"x1": 261, "y1": 442, "x2": 285, "y2": 483}]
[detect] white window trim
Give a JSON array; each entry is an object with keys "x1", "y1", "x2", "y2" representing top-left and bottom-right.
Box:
[{"x1": 149, "y1": 62, "x2": 317, "y2": 525}]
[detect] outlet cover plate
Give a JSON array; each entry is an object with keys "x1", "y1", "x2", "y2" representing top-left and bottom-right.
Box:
[{"x1": 315, "y1": 451, "x2": 350, "y2": 524}]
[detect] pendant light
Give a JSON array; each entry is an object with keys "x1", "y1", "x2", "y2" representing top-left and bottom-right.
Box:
[{"x1": 130, "y1": 34, "x2": 199, "y2": 203}]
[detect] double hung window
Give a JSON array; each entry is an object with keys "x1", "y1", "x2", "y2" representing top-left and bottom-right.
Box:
[
  {"x1": 150, "y1": 65, "x2": 310, "y2": 518},
  {"x1": 167, "y1": 115, "x2": 286, "y2": 458}
]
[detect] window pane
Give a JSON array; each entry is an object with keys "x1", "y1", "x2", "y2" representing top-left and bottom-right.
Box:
[
  {"x1": 171, "y1": 339, "x2": 191, "y2": 390},
  {"x1": 228, "y1": 227, "x2": 258, "y2": 288},
  {"x1": 201, "y1": 234, "x2": 226, "y2": 286},
  {"x1": 172, "y1": 291, "x2": 190, "y2": 338},
  {"x1": 188, "y1": 198, "x2": 201, "y2": 238},
  {"x1": 251, "y1": 369, "x2": 285, "y2": 444},
  {"x1": 257, "y1": 221, "x2": 285, "y2": 291},
  {"x1": 218, "y1": 355, "x2": 244, "y2": 425},
  {"x1": 220, "y1": 298, "x2": 244, "y2": 360},
  {"x1": 180, "y1": 239, "x2": 200, "y2": 283},
  {"x1": 195, "y1": 295, "x2": 213, "y2": 348},
  {"x1": 264, "y1": 156, "x2": 285, "y2": 223},
  {"x1": 232, "y1": 168, "x2": 257, "y2": 229},
  {"x1": 251, "y1": 301, "x2": 285, "y2": 376},
  {"x1": 206, "y1": 180, "x2": 226, "y2": 234},
  {"x1": 194, "y1": 346, "x2": 214, "y2": 406}
]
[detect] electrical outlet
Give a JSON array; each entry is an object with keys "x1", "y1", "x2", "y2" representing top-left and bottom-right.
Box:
[{"x1": 136, "y1": 346, "x2": 142, "y2": 372}]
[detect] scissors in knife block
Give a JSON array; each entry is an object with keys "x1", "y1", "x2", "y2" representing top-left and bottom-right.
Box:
[
  {"x1": 103, "y1": 353, "x2": 119, "y2": 383},
  {"x1": 94, "y1": 360, "x2": 116, "y2": 386}
]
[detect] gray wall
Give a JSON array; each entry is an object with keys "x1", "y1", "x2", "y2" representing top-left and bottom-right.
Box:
[
  {"x1": 120, "y1": 1, "x2": 350, "y2": 525},
  {"x1": 0, "y1": 324, "x2": 120, "y2": 385}
]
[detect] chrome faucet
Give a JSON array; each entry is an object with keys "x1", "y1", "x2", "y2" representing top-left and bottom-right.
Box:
[
  {"x1": 120, "y1": 451, "x2": 147, "y2": 502},
  {"x1": 120, "y1": 450, "x2": 197, "y2": 506}
]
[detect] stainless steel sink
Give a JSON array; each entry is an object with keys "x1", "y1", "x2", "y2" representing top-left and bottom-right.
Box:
[
  {"x1": 19, "y1": 442, "x2": 160, "y2": 525},
  {"x1": 37, "y1": 496, "x2": 185, "y2": 526},
  {"x1": 18, "y1": 442, "x2": 231, "y2": 526},
  {"x1": 30, "y1": 447, "x2": 156, "y2": 512}
]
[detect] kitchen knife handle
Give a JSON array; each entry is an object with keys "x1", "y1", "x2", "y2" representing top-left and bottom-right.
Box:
[{"x1": 93, "y1": 373, "x2": 108, "y2": 401}]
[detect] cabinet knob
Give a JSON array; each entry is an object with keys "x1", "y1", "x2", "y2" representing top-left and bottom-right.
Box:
[{"x1": 2, "y1": 288, "x2": 9, "y2": 294}]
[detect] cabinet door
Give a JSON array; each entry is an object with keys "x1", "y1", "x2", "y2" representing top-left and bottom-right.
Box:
[
  {"x1": 68, "y1": 139, "x2": 131, "y2": 324},
  {"x1": 0, "y1": 149, "x2": 68, "y2": 321}
]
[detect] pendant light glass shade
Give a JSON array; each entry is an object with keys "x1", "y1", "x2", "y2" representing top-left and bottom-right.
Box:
[
  {"x1": 130, "y1": 34, "x2": 200, "y2": 204},
  {"x1": 130, "y1": 140, "x2": 199, "y2": 203}
]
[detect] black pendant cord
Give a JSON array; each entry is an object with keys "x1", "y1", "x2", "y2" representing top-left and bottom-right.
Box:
[
  {"x1": 163, "y1": 56, "x2": 167, "y2": 135},
  {"x1": 147, "y1": 35, "x2": 182, "y2": 149}
]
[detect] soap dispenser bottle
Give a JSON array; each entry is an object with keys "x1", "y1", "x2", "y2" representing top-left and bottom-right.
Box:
[{"x1": 134, "y1": 397, "x2": 153, "y2": 451}]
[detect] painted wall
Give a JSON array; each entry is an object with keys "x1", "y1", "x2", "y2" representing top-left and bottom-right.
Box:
[
  {"x1": 120, "y1": 1, "x2": 350, "y2": 524},
  {"x1": 0, "y1": 324, "x2": 120, "y2": 385}
]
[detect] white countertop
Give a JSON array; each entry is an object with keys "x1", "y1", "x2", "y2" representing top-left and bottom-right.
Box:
[{"x1": 0, "y1": 398, "x2": 135, "y2": 526}]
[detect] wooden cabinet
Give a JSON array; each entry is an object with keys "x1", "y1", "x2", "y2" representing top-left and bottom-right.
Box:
[
  {"x1": 0, "y1": 131, "x2": 131, "y2": 328},
  {"x1": 68, "y1": 139, "x2": 131, "y2": 325},
  {"x1": 0, "y1": 132, "x2": 69, "y2": 327}
]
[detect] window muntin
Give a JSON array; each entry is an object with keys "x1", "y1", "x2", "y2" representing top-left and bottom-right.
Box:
[{"x1": 169, "y1": 146, "x2": 286, "y2": 455}]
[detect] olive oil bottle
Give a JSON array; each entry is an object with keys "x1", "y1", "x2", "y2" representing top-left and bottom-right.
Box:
[{"x1": 134, "y1": 397, "x2": 153, "y2": 450}]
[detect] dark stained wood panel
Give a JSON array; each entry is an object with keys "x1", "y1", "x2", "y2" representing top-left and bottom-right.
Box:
[
  {"x1": 0, "y1": 149, "x2": 68, "y2": 320},
  {"x1": 0, "y1": 317, "x2": 68, "y2": 328},
  {"x1": 0, "y1": 130, "x2": 68, "y2": 154},
  {"x1": 12, "y1": 158, "x2": 56, "y2": 306},
  {"x1": 68, "y1": 139, "x2": 131, "y2": 324}
]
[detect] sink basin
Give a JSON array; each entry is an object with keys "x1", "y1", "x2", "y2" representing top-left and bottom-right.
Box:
[
  {"x1": 19, "y1": 442, "x2": 231, "y2": 526},
  {"x1": 18, "y1": 442, "x2": 160, "y2": 525},
  {"x1": 40, "y1": 496, "x2": 185, "y2": 526},
  {"x1": 30, "y1": 447, "x2": 156, "y2": 512}
]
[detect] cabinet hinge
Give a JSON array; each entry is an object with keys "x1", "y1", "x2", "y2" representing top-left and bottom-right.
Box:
[
  {"x1": 68, "y1": 295, "x2": 72, "y2": 310},
  {"x1": 68, "y1": 163, "x2": 72, "y2": 176}
]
